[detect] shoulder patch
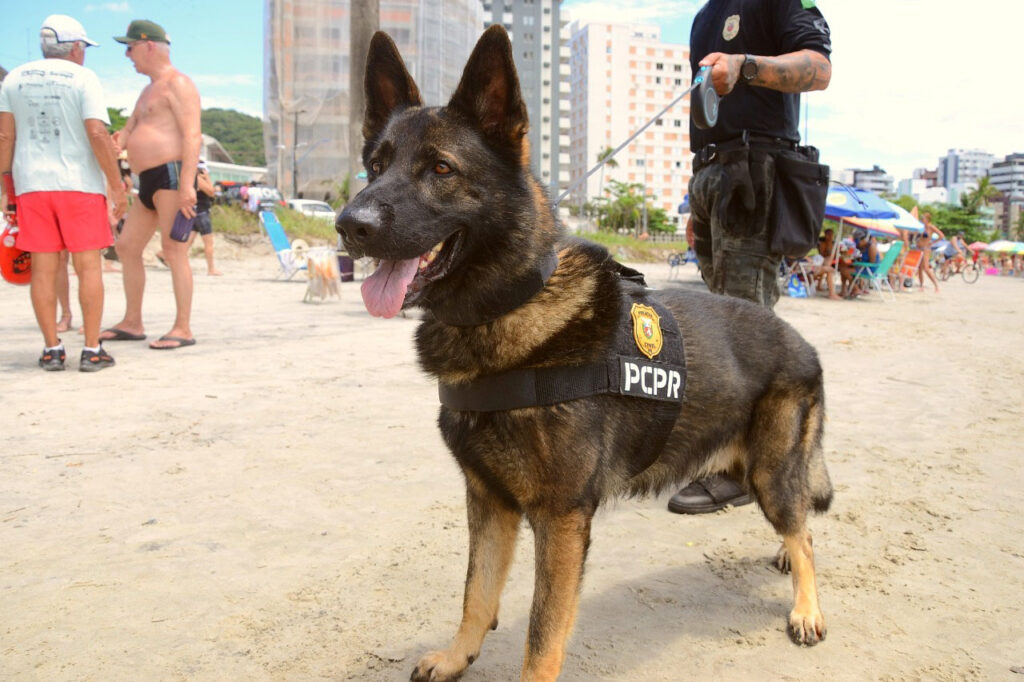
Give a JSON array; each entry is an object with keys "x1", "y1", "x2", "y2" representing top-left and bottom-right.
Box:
[
  {"x1": 801, "y1": 0, "x2": 816, "y2": 7},
  {"x1": 722, "y1": 14, "x2": 740, "y2": 41},
  {"x1": 630, "y1": 303, "x2": 663, "y2": 359}
]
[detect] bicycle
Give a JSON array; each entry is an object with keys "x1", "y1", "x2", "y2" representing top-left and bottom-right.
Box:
[
  {"x1": 939, "y1": 256, "x2": 979, "y2": 284},
  {"x1": 667, "y1": 249, "x2": 699, "y2": 280}
]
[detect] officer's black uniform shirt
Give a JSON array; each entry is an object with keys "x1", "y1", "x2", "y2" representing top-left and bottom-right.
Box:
[{"x1": 689, "y1": 0, "x2": 831, "y2": 151}]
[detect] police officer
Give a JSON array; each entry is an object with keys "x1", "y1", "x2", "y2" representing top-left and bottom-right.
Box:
[{"x1": 669, "y1": 0, "x2": 832, "y2": 514}]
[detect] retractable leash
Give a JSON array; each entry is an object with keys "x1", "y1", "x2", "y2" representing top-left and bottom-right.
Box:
[
  {"x1": 554, "y1": 65, "x2": 720, "y2": 207},
  {"x1": 1, "y1": 172, "x2": 31, "y2": 285}
]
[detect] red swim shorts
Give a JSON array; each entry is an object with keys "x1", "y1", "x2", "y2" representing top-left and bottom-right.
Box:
[{"x1": 15, "y1": 191, "x2": 112, "y2": 254}]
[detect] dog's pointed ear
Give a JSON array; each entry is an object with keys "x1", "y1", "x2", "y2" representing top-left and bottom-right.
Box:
[
  {"x1": 362, "y1": 31, "x2": 422, "y2": 143},
  {"x1": 447, "y1": 25, "x2": 529, "y2": 153}
]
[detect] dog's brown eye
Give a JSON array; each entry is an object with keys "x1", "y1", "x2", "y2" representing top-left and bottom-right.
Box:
[
  {"x1": 434, "y1": 161, "x2": 453, "y2": 175},
  {"x1": 370, "y1": 161, "x2": 382, "y2": 175}
]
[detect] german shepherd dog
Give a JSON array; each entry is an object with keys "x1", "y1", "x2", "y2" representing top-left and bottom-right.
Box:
[{"x1": 337, "y1": 26, "x2": 833, "y2": 682}]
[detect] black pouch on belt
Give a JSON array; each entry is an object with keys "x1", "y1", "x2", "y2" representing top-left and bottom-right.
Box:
[{"x1": 769, "y1": 147, "x2": 830, "y2": 257}]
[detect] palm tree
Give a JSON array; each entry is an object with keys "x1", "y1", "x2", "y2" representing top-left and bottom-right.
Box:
[
  {"x1": 962, "y1": 176, "x2": 1000, "y2": 214},
  {"x1": 596, "y1": 146, "x2": 618, "y2": 206}
]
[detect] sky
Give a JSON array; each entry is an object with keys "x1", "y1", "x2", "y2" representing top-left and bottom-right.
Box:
[
  {"x1": 1, "y1": 1, "x2": 1020, "y2": 183},
  {"x1": 0, "y1": 2, "x2": 264, "y2": 118},
  {"x1": 562, "y1": 0, "x2": 1024, "y2": 182}
]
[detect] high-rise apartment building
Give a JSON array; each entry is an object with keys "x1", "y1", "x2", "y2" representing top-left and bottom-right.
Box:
[
  {"x1": 989, "y1": 152, "x2": 1024, "y2": 237},
  {"x1": 937, "y1": 148, "x2": 995, "y2": 188},
  {"x1": 568, "y1": 21, "x2": 690, "y2": 226},
  {"x1": 482, "y1": 0, "x2": 570, "y2": 197},
  {"x1": 988, "y1": 153, "x2": 1024, "y2": 201},
  {"x1": 850, "y1": 165, "x2": 893, "y2": 195},
  {"x1": 264, "y1": 0, "x2": 484, "y2": 199}
]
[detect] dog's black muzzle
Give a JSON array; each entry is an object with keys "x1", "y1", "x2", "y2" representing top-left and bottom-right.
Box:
[{"x1": 336, "y1": 200, "x2": 392, "y2": 258}]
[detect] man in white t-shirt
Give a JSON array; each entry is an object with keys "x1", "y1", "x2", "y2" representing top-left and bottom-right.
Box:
[{"x1": 0, "y1": 14, "x2": 127, "y2": 371}]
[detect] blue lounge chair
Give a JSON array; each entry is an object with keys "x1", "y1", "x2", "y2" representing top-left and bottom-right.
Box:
[
  {"x1": 259, "y1": 210, "x2": 307, "y2": 280},
  {"x1": 853, "y1": 241, "x2": 903, "y2": 302}
]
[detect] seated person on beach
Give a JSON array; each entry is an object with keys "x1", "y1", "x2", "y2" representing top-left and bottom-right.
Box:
[
  {"x1": 837, "y1": 238, "x2": 860, "y2": 297},
  {"x1": 808, "y1": 252, "x2": 841, "y2": 300},
  {"x1": 852, "y1": 227, "x2": 878, "y2": 264},
  {"x1": 817, "y1": 228, "x2": 836, "y2": 264}
]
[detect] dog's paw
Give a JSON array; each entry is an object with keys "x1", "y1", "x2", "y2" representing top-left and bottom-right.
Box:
[
  {"x1": 787, "y1": 608, "x2": 827, "y2": 646},
  {"x1": 410, "y1": 649, "x2": 473, "y2": 682}
]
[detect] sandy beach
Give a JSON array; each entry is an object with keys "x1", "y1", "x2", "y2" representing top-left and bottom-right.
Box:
[{"x1": 2, "y1": 237, "x2": 1022, "y2": 681}]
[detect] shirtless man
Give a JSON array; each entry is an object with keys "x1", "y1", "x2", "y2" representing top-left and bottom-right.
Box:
[{"x1": 101, "y1": 20, "x2": 201, "y2": 349}]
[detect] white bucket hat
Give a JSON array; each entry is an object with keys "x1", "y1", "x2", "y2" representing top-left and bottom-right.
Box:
[{"x1": 41, "y1": 15, "x2": 99, "y2": 47}]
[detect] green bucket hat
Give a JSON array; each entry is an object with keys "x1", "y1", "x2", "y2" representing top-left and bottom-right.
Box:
[{"x1": 114, "y1": 20, "x2": 171, "y2": 45}]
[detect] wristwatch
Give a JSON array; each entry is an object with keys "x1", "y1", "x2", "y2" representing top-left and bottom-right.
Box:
[{"x1": 740, "y1": 54, "x2": 758, "y2": 83}]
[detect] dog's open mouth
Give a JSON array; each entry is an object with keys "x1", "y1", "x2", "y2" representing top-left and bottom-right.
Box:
[{"x1": 360, "y1": 233, "x2": 460, "y2": 318}]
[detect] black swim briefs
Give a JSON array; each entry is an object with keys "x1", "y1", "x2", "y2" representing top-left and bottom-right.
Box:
[{"x1": 137, "y1": 161, "x2": 189, "y2": 210}]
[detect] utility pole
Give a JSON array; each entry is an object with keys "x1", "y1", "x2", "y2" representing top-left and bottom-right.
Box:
[
  {"x1": 641, "y1": 148, "x2": 648, "y2": 237},
  {"x1": 349, "y1": 0, "x2": 380, "y2": 198},
  {"x1": 291, "y1": 109, "x2": 305, "y2": 197}
]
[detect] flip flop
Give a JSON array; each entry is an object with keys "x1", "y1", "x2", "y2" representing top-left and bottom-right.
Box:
[
  {"x1": 149, "y1": 335, "x2": 197, "y2": 350},
  {"x1": 100, "y1": 327, "x2": 147, "y2": 341}
]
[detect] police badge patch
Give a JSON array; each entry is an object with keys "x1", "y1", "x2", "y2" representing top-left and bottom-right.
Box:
[
  {"x1": 630, "y1": 303, "x2": 663, "y2": 359},
  {"x1": 723, "y1": 14, "x2": 740, "y2": 41}
]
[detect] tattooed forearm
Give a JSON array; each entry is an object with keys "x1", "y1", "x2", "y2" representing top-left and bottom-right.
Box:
[{"x1": 755, "y1": 50, "x2": 831, "y2": 93}]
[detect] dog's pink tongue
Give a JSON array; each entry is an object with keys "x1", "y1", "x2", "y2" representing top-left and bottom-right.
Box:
[{"x1": 361, "y1": 258, "x2": 420, "y2": 318}]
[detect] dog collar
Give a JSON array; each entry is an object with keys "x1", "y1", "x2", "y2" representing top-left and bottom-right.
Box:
[{"x1": 430, "y1": 250, "x2": 559, "y2": 327}]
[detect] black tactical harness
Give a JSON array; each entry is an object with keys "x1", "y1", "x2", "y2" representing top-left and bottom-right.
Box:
[{"x1": 438, "y1": 279, "x2": 686, "y2": 465}]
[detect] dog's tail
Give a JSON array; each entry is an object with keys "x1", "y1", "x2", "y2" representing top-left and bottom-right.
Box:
[{"x1": 803, "y1": 381, "x2": 833, "y2": 514}]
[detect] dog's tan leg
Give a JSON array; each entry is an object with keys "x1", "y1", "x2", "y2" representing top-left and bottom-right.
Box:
[
  {"x1": 520, "y1": 510, "x2": 592, "y2": 682},
  {"x1": 411, "y1": 481, "x2": 521, "y2": 682},
  {"x1": 781, "y1": 530, "x2": 826, "y2": 646}
]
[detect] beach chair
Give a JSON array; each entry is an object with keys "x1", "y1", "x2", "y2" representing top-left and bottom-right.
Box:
[
  {"x1": 894, "y1": 248, "x2": 923, "y2": 292},
  {"x1": 780, "y1": 257, "x2": 815, "y2": 297},
  {"x1": 852, "y1": 241, "x2": 902, "y2": 302},
  {"x1": 259, "y1": 210, "x2": 307, "y2": 280}
]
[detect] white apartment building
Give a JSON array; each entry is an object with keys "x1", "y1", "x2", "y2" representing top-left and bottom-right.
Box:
[
  {"x1": 937, "y1": 148, "x2": 995, "y2": 189},
  {"x1": 264, "y1": 0, "x2": 484, "y2": 199},
  {"x1": 850, "y1": 165, "x2": 893, "y2": 195},
  {"x1": 568, "y1": 21, "x2": 691, "y2": 226},
  {"x1": 989, "y1": 153, "x2": 1024, "y2": 201},
  {"x1": 483, "y1": 0, "x2": 571, "y2": 197}
]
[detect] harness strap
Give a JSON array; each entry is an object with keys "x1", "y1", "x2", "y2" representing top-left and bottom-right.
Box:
[
  {"x1": 437, "y1": 294, "x2": 686, "y2": 475},
  {"x1": 439, "y1": 361, "x2": 612, "y2": 412}
]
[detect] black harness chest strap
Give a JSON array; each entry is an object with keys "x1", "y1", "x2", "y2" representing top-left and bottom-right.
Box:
[
  {"x1": 439, "y1": 361, "x2": 614, "y2": 412},
  {"x1": 437, "y1": 295, "x2": 686, "y2": 472}
]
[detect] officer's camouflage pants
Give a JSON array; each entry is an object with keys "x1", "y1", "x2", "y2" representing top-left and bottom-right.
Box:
[{"x1": 689, "y1": 147, "x2": 791, "y2": 309}]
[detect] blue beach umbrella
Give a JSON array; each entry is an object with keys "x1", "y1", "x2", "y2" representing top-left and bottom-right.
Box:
[
  {"x1": 886, "y1": 201, "x2": 925, "y2": 233},
  {"x1": 825, "y1": 187, "x2": 899, "y2": 221}
]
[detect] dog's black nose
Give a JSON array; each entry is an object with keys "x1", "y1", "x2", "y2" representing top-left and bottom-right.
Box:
[{"x1": 336, "y1": 204, "x2": 380, "y2": 249}]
